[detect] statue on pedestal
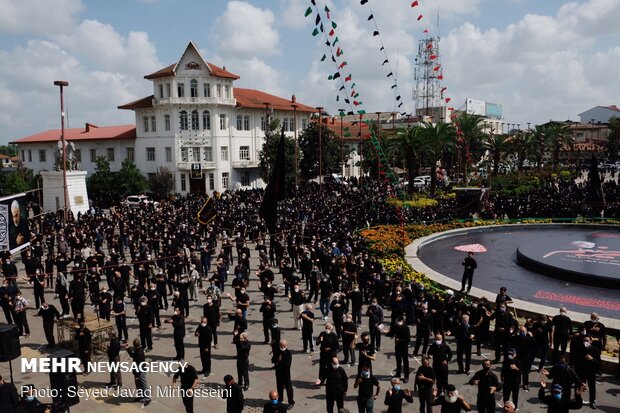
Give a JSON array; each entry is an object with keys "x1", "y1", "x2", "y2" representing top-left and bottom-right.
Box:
[{"x1": 54, "y1": 140, "x2": 78, "y2": 171}]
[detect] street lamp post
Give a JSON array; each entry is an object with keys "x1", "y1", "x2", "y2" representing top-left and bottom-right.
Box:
[
  {"x1": 337, "y1": 109, "x2": 345, "y2": 177},
  {"x1": 316, "y1": 107, "x2": 324, "y2": 191},
  {"x1": 54, "y1": 80, "x2": 69, "y2": 223},
  {"x1": 291, "y1": 96, "x2": 299, "y2": 193}
]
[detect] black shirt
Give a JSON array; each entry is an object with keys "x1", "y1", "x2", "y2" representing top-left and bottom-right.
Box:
[
  {"x1": 108, "y1": 337, "x2": 121, "y2": 359},
  {"x1": 415, "y1": 365, "x2": 436, "y2": 389},
  {"x1": 174, "y1": 365, "x2": 198, "y2": 389},
  {"x1": 38, "y1": 305, "x2": 60, "y2": 324},
  {"x1": 355, "y1": 374, "x2": 379, "y2": 398}
]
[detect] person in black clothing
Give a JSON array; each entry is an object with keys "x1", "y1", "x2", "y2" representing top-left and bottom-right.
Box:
[
  {"x1": 299, "y1": 304, "x2": 315, "y2": 353},
  {"x1": 511, "y1": 325, "x2": 535, "y2": 390},
  {"x1": 532, "y1": 315, "x2": 552, "y2": 371},
  {"x1": 146, "y1": 284, "x2": 161, "y2": 328},
  {"x1": 136, "y1": 297, "x2": 153, "y2": 351},
  {"x1": 0, "y1": 374, "x2": 19, "y2": 413},
  {"x1": 106, "y1": 331, "x2": 122, "y2": 388},
  {"x1": 111, "y1": 297, "x2": 128, "y2": 342},
  {"x1": 270, "y1": 319, "x2": 282, "y2": 366},
  {"x1": 75, "y1": 319, "x2": 92, "y2": 375},
  {"x1": 414, "y1": 304, "x2": 432, "y2": 356},
  {"x1": 228, "y1": 308, "x2": 248, "y2": 344},
  {"x1": 538, "y1": 381, "x2": 583, "y2": 412},
  {"x1": 263, "y1": 390, "x2": 288, "y2": 413},
  {"x1": 551, "y1": 307, "x2": 572, "y2": 364},
  {"x1": 223, "y1": 374, "x2": 244, "y2": 413},
  {"x1": 68, "y1": 274, "x2": 87, "y2": 322},
  {"x1": 416, "y1": 356, "x2": 436, "y2": 413},
  {"x1": 236, "y1": 332, "x2": 251, "y2": 391},
  {"x1": 574, "y1": 335, "x2": 600, "y2": 409},
  {"x1": 356, "y1": 333, "x2": 376, "y2": 374},
  {"x1": 37, "y1": 301, "x2": 60, "y2": 348},
  {"x1": 392, "y1": 316, "x2": 410, "y2": 382},
  {"x1": 260, "y1": 297, "x2": 277, "y2": 344},
  {"x1": 125, "y1": 338, "x2": 150, "y2": 405},
  {"x1": 98, "y1": 287, "x2": 112, "y2": 321},
  {"x1": 491, "y1": 304, "x2": 516, "y2": 363},
  {"x1": 195, "y1": 316, "x2": 213, "y2": 376},
  {"x1": 274, "y1": 339, "x2": 294, "y2": 408},
  {"x1": 432, "y1": 384, "x2": 473, "y2": 413},
  {"x1": 165, "y1": 307, "x2": 186, "y2": 360},
  {"x1": 468, "y1": 360, "x2": 499, "y2": 413},
  {"x1": 428, "y1": 333, "x2": 452, "y2": 396},
  {"x1": 202, "y1": 296, "x2": 220, "y2": 348},
  {"x1": 173, "y1": 364, "x2": 199, "y2": 413},
  {"x1": 341, "y1": 313, "x2": 357, "y2": 366},
  {"x1": 384, "y1": 377, "x2": 413, "y2": 413},
  {"x1": 354, "y1": 364, "x2": 380, "y2": 413},
  {"x1": 455, "y1": 314, "x2": 475, "y2": 374},
  {"x1": 316, "y1": 323, "x2": 339, "y2": 385},
  {"x1": 324, "y1": 357, "x2": 348, "y2": 413},
  {"x1": 540, "y1": 355, "x2": 582, "y2": 400},
  {"x1": 460, "y1": 252, "x2": 477, "y2": 293},
  {"x1": 329, "y1": 293, "x2": 347, "y2": 339},
  {"x1": 501, "y1": 348, "x2": 522, "y2": 407}
]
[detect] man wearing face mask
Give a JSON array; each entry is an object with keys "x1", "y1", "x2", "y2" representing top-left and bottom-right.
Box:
[
  {"x1": 165, "y1": 307, "x2": 185, "y2": 360},
  {"x1": 13, "y1": 291, "x2": 30, "y2": 338},
  {"x1": 455, "y1": 314, "x2": 474, "y2": 375},
  {"x1": 491, "y1": 304, "x2": 516, "y2": 363},
  {"x1": 357, "y1": 332, "x2": 376, "y2": 375},
  {"x1": 37, "y1": 301, "x2": 60, "y2": 348},
  {"x1": 366, "y1": 299, "x2": 384, "y2": 352},
  {"x1": 583, "y1": 313, "x2": 606, "y2": 356},
  {"x1": 468, "y1": 360, "x2": 499, "y2": 413},
  {"x1": 290, "y1": 284, "x2": 305, "y2": 330},
  {"x1": 428, "y1": 333, "x2": 452, "y2": 396},
  {"x1": 354, "y1": 363, "x2": 380, "y2": 413},
  {"x1": 274, "y1": 339, "x2": 294, "y2": 408},
  {"x1": 316, "y1": 323, "x2": 339, "y2": 385},
  {"x1": 413, "y1": 303, "x2": 432, "y2": 357},
  {"x1": 538, "y1": 381, "x2": 583, "y2": 412},
  {"x1": 501, "y1": 348, "x2": 522, "y2": 407},
  {"x1": 146, "y1": 283, "x2": 161, "y2": 328},
  {"x1": 511, "y1": 325, "x2": 535, "y2": 391},
  {"x1": 532, "y1": 315, "x2": 552, "y2": 372},
  {"x1": 574, "y1": 335, "x2": 600, "y2": 409},
  {"x1": 392, "y1": 316, "x2": 410, "y2": 383},
  {"x1": 263, "y1": 390, "x2": 288, "y2": 413},
  {"x1": 324, "y1": 357, "x2": 348, "y2": 413},
  {"x1": 432, "y1": 384, "x2": 472, "y2": 413},
  {"x1": 227, "y1": 286, "x2": 250, "y2": 319},
  {"x1": 235, "y1": 332, "x2": 251, "y2": 391},
  {"x1": 551, "y1": 307, "x2": 572, "y2": 364},
  {"x1": 415, "y1": 356, "x2": 436, "y2": 413},
  {"x1": 300, "y1": 304, "x2": 316, "y2": 353},
  {"x1": 137, "y1": 297, "x2": 153, "y2": 351},
  {"x1": 75, "y1": 319, "x2": 92, "y2": 375},
  {"x1": 203, "y1": 295, "x2": 220, "y2": 349},
  {"x1": 384, "y1": 377, "x2": 413, "y2": 413},
  {"x1": 260, "y1": 297, "x2": 277, "y2": 344},
  {"x1": 98, "y1": 287, "x2": 112, "y2": 321},
  {"x1": 195, "y1": 316, "x2": 213, "y2": 376}
]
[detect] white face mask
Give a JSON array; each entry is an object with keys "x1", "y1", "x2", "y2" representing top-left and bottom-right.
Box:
[
  {"x1": 206, "y1": 299, "x2": 212, "y2": 304},
  {"x1": 325, "y1": 329, "x2": 332, "y2": 334},
  {"x1": 294, "y1": 288, "x2": 299, "y2": 292},
  {"x1": 332, "y1": 364, "x2": 339, "y2": 369},
  {"x1": 280, "y1": 347, "x2": 286, "y2": 352},
  {"x1": 435, "y1": 340, "x2": 442, "y2": 345},
  {"x1": 201, "y1": 323, "x2": 207, "y2": 327}
]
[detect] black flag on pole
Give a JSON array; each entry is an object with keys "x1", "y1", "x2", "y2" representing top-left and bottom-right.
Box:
[{"x1": 259, "y1": 130, "x2": 287, "y2": 234}]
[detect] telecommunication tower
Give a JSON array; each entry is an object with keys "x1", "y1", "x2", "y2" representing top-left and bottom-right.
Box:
[{"x1": 413, "y1": 34, "x2": 444, "y2": 118}]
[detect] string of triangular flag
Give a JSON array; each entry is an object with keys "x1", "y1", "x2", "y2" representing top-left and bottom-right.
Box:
[{"x1": 360, "y1": 0, "x2": 409, "y2": 116}]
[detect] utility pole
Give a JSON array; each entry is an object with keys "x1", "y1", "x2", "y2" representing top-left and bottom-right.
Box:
[
  {"x1": 291, "y1": 96, "x2": 298, "y2": 193},
  {"x1": 338, "y1": 109, "x2": 345, "y2": 177},
  {"x1": 54, "y1": 80, "x2": 69, "y2": 223},
  {"x1": 316, "y1": 107, "x2": 324, "y2": 191}
]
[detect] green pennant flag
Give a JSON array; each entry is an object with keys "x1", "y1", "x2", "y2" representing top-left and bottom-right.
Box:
[
  {"x1": 344, "y1": 132, "x2": 353, "y2": 137},
  {"x1": 344, "y1": 127, "x2": 350, "y2": 132},
  {"x1": 351, "y1": 82, "x2": 356, "y2": 88},
  {"x1": 336, "y1": 95, "x2": 340, "y2": 101},
  {"x1": 320, "y1": 54, "x2": 326, "y2": 62},
  {"x1": 312, "y1": 28, "x2": 319, "y2": 36},
  {"x1": 357, "y1": 110, "x2": 366, "y2": 115},
  {"x1": 333, "y1": 36, "x2": 339, "y2": 45},
  {"x1": 328, "y1": 75, "x2": 333, "y2": 80},
  {"x1": 332, "y1": 21, "x2": 337, "y2": 29},
  {"x1": 304, "y1": 6, "x2": 312, "y2": 17},
  {"x1": 339, "y1": 111, "x2": 346, "y2": 116},
  {"x1": 354, "y1": 93, "x2": 359, "y2": 98}
]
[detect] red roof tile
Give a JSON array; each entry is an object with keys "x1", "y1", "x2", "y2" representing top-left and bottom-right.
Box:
[
  {"x1": 144, "y1": 62, "x2": 240, "y2": 80},
  {"x1": 323, "y1": 119, "x2": 372, "y2": 140},
  {"x1": 235, "y1": 88, "x2": 316, "y2": 113},
  {"x1": 118, "y1": 95, "x2": 154, "y2": 110},
  {"x1": 11, "y1": 124, "x2": 136, "y2": 144},
  {"x1": 604, "y1": 105, "x2": 620, "y2": 112}
]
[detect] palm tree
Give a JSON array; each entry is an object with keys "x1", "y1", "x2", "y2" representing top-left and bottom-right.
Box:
[
  {"x1": 454, "y1": 113, "x2": 485, "y2": 183},
  {"x1": 386, "y1": 126, "x2": 425, "y2": 193},
  {"x1": 545, "y1": 122, "x2": 574, "y2": 168},
  {"x1": 531, "y1": 125, "x2": 548, "y2": 170},
  {"x1": 511, "y1": 130, "x2": 536, "y2": 171},
  {"x1": 483, "y1": 133, "x2": 512, "y2": 176},
  {"x1": 419, "y1": 122, "x2": 457, "y2": 194}
]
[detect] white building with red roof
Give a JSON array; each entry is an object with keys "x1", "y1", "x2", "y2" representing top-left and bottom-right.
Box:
[
  {"x1": 578, "y1": 105, "x2": 620, "y2": 124},
  {"x1": 12, "y1": 41, "x2": 316, "y2": 194}
]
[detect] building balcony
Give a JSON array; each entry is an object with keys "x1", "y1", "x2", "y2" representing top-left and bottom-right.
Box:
[
  {"x1": 177, "y1": 161, "x2": 216, "y2": 171},
  {"x1": 232, "y1": 160, "x2": 260, "y2": 168},
  {"x1": 153, "y1": 97, "x2": 236, "y2": 106}
]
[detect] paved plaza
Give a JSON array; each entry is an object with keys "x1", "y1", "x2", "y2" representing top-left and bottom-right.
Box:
[{"x1": 2, "y1": 246, "x2": 619, "y2": 413}]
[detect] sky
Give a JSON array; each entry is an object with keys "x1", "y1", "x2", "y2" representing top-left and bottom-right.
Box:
[{"x1": 1, "y1": 0, "x2": 620, "y2": 145}]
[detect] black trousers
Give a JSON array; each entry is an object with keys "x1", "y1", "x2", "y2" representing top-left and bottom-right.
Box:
[
  {"x1": 34, "y1": 288, "x2": 45, "y2": 308},
  {"x1": 116, "y1": 319, "x2": 128, "y2": 341},
  {"x1": 15, "y1": 311, "x2": 30, "y2": 335},
  {"x1": 71, "y1": 299, "x2": 84, "y2": 319},
  {"x1": 414, "y1": 332, "x2": 429, "y2": 355},
  {"x1": 476, "y1": 396, "x2": 496, "y2": 413},
  {"x1": 434, "y1": 364, "x2": 449, "y2": 395},
  {"x1": 461, "y1": 272, "x2": 473, "y2": 291},
  {"x1": 503, "y1": 381, "x2": 520, "y2": 406},
  {"x1": 59, "y1": 296, "x2": 70, "y2": 316},
  {"x1": 395, "y1": 342, "x2": 409, "y2": 379},
  {"x1": 43, "y1": 322, "x2": 55, "y2": 347},
  {"x1": 457, "y1": 341, "x2": 472, "y2": 372},
  {"x1": 236, "y1": 359, "x2": 249, "y2": 387},
  {"x1": 262, "y1": 319, "x2": 271, "y2": 343},
  {"x1": 181, "y1": 392, "x2": 194, "y2": 413},
  {"x1": 200, "y1": 346, "x2": 211, "y2": 373},
  {"x1": 302, "y1": 329, "x2": 314, "y2": 352},
  {"x1": 139, "y1": 325, "x2": 152, "y2": 349},
  {"x1": 326, "y1": 393, "x2": 344, "y2": 413},
  {"x1": 276, "y1": 371, "x2": 294, "y2": 404},
  {"x1": 418, "y1": 387, "x2": 433, "y2": 413},
  {"x1": 552, "y1": 336, "x2": 568, "y2": 363},
  {"x1": 174, "y1": 333, "x2": 185, "y2": 360}
]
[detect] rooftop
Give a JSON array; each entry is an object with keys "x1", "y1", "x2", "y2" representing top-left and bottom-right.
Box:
[{"x1": 11, "y1": 124, "x2": 136, "y2": 144}]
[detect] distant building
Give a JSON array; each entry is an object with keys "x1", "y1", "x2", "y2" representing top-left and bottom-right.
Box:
[
  {"x1": 578, "y1": 105, "x2": 620, "y2": 124},
  {"x1": 11, "y1": 41, "x2": 316, "y2": 194},
  {"x1": 0, "y1": 154, "x2": 19, "y2": 169}
]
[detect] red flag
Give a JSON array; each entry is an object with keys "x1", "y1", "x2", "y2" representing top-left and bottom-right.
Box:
[
  {"x1": 441, "y1": 87, "x2": 447, "y2": 92},
  {"x1": 438, "y1": 74, "x2": 444, "y2": 80},
  {"x1": 430, "y1": 54, "x2": 437, "y2": 60},
  {"x1": 433, "y1": 65, "x2": 441, "y2": 71},
  {"x1": 345, "y1": 75, "x2": 352, "y2": 82},
  {"x1": 329, "y1": 29, "x2": 335, "y2": 36},
  {"x1": 417, "y1": 14, "x2": 423, "y2": 21},
  {"x1": 445, "y1": 97, "x2": 451, "y2": 103},
  {"x1": 423, "y1": 29, "x2": 429, "y2": 33},
  {"x1": 351, "y1": 90, "x2": 356, "y2": 97},
  {"x1": 411, "y1": 0, "x2": 419, "y2": 6},
  {"x1": 353, "y1": 100, "x2": 360, "y2": 106},
  {"x1": 339, "y1": 61, "x2": 347, "y2": 69},
  {"x1": 427, "y1": 43, "x2": 433, "y2": 49}
]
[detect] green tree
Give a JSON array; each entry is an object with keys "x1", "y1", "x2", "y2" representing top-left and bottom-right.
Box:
[
  {"x1": 258, "y1": 119, "x2": 297, "y2": 189},
  {"x1": 419, "y1": 122, "x2": 457, "y2": 194},
  {"x1": 607, "y1": 117, "x2": 619, "y2": 163},
  {"x1": 298, "y1": 121, "x2": 343, "y2": 182},
  {"x1": 545, "y1": 122, "x2": 574, "y2": 168},
  {"x1": 531, "y1": 125, "x2": 548, "y2": 170},
  {"x1": 386, "y1": 125, "x2": 425, "y2": 193},
  {"x1": 87, "y1": 156, "x2": 115, "y2": 200},
  {"x1": 0, "y1": 145, "x2": 17, "y2": 157},
  {"x1": 116, "y1": 159, "x2": 148, "y2": 196},
  {"x1": 454, "y1": 113, "x2": 485, "y2": 182},
  {"x1": 511, "y1": 130, "x2": 536, "y2": 170},
  {"x1": 0, "y1": 168, "x2": 31, "y2": 195},
  {"x1": 149, "y1": 166, "x2": 175, "y2": 199},
  {"x1": 483, "y1": 133, "x2": 512, "y2": 176}
]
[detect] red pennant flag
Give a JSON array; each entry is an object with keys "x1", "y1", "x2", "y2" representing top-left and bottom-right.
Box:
[
  {"x1": 339, "y1": 62, "x2": 348, "y2": 69},
  {"x1": 441, "y1": 87, "x2": 447, "y2": 92},
  {"x1": 329, "y1": 29, "x2": 335, "y2": 36},
  {"x1": 411, "y1": 0, "x2": 419, "y2": 6},
  {"x1": 336, "y1": 47, "x2": 342, "y2": 56},
  {"x1": 423, "y1": 29, "x2": 429, "y2": 33},
  {"x1": 417, "y1": 14, "x2": 423, "y2": 21},
  {"x1": 433, "y1": 65, "x2": 441, "y2": 71},
  {"x1": 438, "y1": 74, "x2": 444, "y2": 80},
  {"x1": 345, "y1": 75, "x2": 352, "y2": 82},
  {"x1": 353, "y1": 100, "x2": 360, "y2": 106},
  {"x1": 430, "y1": 54, "x2": 437, "y2": 60},
  {"x1": 445, "y1": 97, "x2": 451, "y2": 103},
  {"x1": 427, "y1": 43, "x2": 433, "y2": 49}
]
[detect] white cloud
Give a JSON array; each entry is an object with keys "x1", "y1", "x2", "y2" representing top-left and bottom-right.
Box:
[
  {"x1": 212, "y1": 1, "x2": 281, "y2": 58},
  {"x1": 279, "y1": 0, "x2": 312, "y2": 29},
  {"x1": 0, "y1": 0, "x2": 83, "y2": 35}
]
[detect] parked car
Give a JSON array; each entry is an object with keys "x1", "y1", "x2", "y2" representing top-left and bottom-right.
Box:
[
  {"x1": 124, "y1": 195, "x2": 159, "y2": 209},
  {"x1": 414, "y1": 175, "x2": 431, "y2": 184}
]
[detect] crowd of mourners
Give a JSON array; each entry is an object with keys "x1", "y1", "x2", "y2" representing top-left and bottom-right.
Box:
[{"x1": 0, "y1": 177, "x2": 618, "y2": 413}]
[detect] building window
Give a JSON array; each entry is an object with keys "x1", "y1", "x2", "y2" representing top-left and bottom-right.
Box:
[
  {"x1": 203, "y1": 83, "x2": 211, "y2": 97},
  {"x1": 143, "y1": 116, "x2": 149, "y2": 132},
  {"x1": 239, "y1": 146, "x2": 250, "y2": 160},
  {"x1": 89, "y1": 149, "x2": 97, "y2": 162},
  {"x1": 260, "y1": 116, "x2": 266, "y2": 131},
  {"x1": 181, "y1": 147, "x2": 188, "y2": 162},
  {"x1": 219, "y1": 114, "x2": 226, "y2": 130},
  {"x1": 282, "y1": 117, "x2": 293, "y2": 132},
  {"x1": 106, "y1": 148, "x2": 115, "y2": 162},
  {"x1": 216, "y1": 84, "x2": 222, "y2": 98},
  {"x1": 166, "y1": 83, "x2": 171, "y2": 97},
  {"x1": 165, "y1": 147, "x2": 172, "y2": 162},
  {"x1": 236, "y1": 115, "x2": 243, "y2": 130},
  {"x1": 243, "y1": 115, "x2": 250, "y2": 131},
  {"x1": 202, "y1": 111, "x2": 211, "y2": 130},
  {"x1": 225, "y1": 85, "x2": 231, "y2": 98},
  {"x1": 164, "y1": 114, "x2": 171, "y2": 131},
  {"x1": 39, "y1": 149, "x2": 46, "y2": 162},
  {"x1": 181, "y1": 174, "x2": 186, "y2": 191},
  {"x1": 74, "y1": 149, "x2": 81, "y2": 162},
  {"x1": 222, "y1": 172, "x2": 229, "y2": 189},
  {"x1": 208, "y1": 173, "x2": 214, "y2": 190},
  {"x1": 190, "y1": 79, "x2": 198, "y2": 98},
  {"x1": 146, "y1": 147, "x2": 155, "y2": 161},
  {"x1": 126, "y1": 147, "x2": 134, "y2": 161},
  {"x1": 191, "y1": 110, "x2": 199, "y2": 131},
  {"x1": 150, "y1": 116, "x2": 156, "y2": 132},
  {"x1": 177, "y1": 82, "x2": 185, "y2": 97},
  {"x1": 240, "y1": 171, "x2": 250, "y2": 187},
  {"x1": 28, "y1": 150, "x2": 32, "y2": 162},
  {"x1": 179, "y1": 111, "x2": 188, "y2": 130},
  {"x1": 159, "y1": 84, "x2": 164, "y2": 98},
  {"x1": 21, "y1": 150, "x2": 25, "y2": 161},
  {"x1": 203, "y1": 147, "x2": 213, "y2": 162},
  {"x1": 221, "y1": 146, "x2": 228, "y2": 161},
  {"x1": 192, "y1": 147, "x2": 200, "y2": 162},
  {"x1": 302, "y1": 118, "x2": 308, "y2": 130}
]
